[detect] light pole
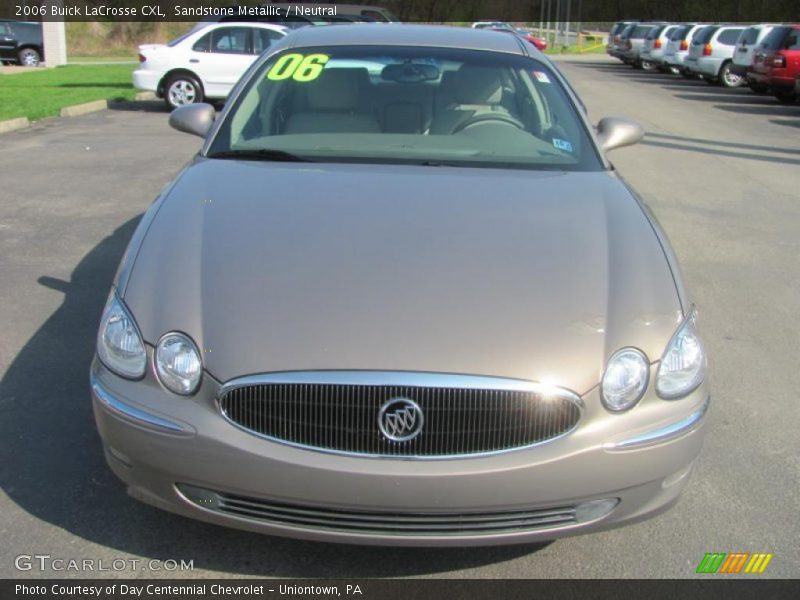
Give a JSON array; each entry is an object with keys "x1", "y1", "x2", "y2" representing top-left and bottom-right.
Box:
[
  {"x1": 545, "y1": 0, "x2": 552, "y2": 46},
  {"x1": 539, "y1": 0, "x2": 545, "y2": 38},
  {"x1": 554, "y1": 0, "x2": 561, "y2": 46}
]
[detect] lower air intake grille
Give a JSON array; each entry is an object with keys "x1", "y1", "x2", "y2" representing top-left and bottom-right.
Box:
[{"x1": 178, "y1": 484, "x2": 579, "y2": 536}]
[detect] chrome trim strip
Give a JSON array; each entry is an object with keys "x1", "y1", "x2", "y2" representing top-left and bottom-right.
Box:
[
  {"x1": 216, "y1": 371, "x2": 583, "y2": 460},
  {"x1": 220, "y1": 370, "x2": 583, "y2": 402},
  {"x1": 91, "y1": 374, "x2": 186, "y2": 434},
  {"x1": 606, "y1": 397, "x2": 710, "y2": 450}
]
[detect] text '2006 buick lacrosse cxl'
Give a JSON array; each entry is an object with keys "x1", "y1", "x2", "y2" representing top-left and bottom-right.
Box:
[{"x1": 91, "y1": 25, "x2": 709, "y2": 546}]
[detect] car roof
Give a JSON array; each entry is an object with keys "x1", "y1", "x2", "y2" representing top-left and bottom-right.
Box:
[
  {"x1": 215, "y1": 22, "x2": 288, "y2": 29},
  {"x1": 0, "y1": 19, "x2": 37, "y2": 25},
  {"x1": 286, "y1": 24, "x2": 529, "y2": 55}
]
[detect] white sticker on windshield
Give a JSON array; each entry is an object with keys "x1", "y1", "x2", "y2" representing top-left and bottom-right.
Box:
[
  {"x1": 533, "y1": 70, "x2": 551, "y2": 83},
  {"x1": 553, "y1": 138, "x2": 573, "y2": 153}
]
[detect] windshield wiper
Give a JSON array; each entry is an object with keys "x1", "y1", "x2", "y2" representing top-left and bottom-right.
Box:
[{"x1": 207, "y1": 149, "x2": 312, "y2": 162}]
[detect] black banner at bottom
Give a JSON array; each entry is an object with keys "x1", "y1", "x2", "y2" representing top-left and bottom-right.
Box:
[{"x1": 4, "y1": 579, "x2": 799, "y2": 600}]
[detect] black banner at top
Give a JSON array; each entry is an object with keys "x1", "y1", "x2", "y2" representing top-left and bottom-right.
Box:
[{"x1": 1, "y1": 0, "x2": 799, "y2": 23}]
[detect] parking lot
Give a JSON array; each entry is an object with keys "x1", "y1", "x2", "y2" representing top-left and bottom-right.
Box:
[{"x1": 0, "y1": 53, "x2": 798, "y2": 578}]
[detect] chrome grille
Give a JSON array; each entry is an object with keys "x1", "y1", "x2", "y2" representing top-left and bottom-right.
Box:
[
  {"x1": 218, "y1": 372, "x2": 582, "y2": 457},
  {"x1": 179, "y1": 484, "x2": 578, "y2": 535}
]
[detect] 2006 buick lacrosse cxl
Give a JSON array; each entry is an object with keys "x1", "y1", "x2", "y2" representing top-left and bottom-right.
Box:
[{"x1": 91, "y1": 25, "x2": 709, "y2": 546}]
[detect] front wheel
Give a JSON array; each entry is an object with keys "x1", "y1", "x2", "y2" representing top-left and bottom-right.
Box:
[
  {"x1": 17, "y1": 47, "x2": 40, "y2": 67},
  {"x1": 719, "y1": 62, "x2": 744, "y2": 88},
  {"x1": 164, "y1": 74, "x2": 204, "y2": 110}
]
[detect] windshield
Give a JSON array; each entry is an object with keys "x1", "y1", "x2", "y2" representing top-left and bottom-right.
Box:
[
  {"x1": 209, "y1": 46, "x2": 601, "y2": 171},
  {"x1": 670, "y1": 25, "x2": 691, "y2": 41},
  {"x1": 646, "y1": 25, "x2": 668, "y2": 40},
  {"x1": 739, "y1": 27, "x2": 760, "y2": 45},
  {"x1": 693, "y1": 26, "x2": 718, "y2": 45},
  {"x1": 761, "y1": 26, "x2": 793, "y2": 50},
  {"x1": 609, "y1": 22, "x2": 626, "y2": 36},
  {"x1": 631, "y1": 25, "x2": 655, "y2": 39}
]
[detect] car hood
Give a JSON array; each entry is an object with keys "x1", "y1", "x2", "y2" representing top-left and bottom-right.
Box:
[{"x1": 123, "y1": 159, "x2": 683, "y2": 394}]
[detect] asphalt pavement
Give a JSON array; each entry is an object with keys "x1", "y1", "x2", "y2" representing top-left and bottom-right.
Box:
[{"x1": 0, "y1": 54, "x2": 798, "y2": 578}]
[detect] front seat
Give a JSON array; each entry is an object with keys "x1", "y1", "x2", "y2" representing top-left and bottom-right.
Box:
[
  {"x1": 284, "y1": 69, "x2": 380, "y2": 134},
  {"x1": 430, "y1": 65, "x2": 517, "y2": 135}
]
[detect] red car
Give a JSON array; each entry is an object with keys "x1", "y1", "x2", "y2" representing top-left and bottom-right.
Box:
[
  {"x1": 747, "y1": 24, "x2": 800, "y2": 103},
  {"x1": 519, "y1": 31, "x2": 548, "y2": 51},
  {"x1": 489, "y1": 27, "x2": 548, "y2": 52}
]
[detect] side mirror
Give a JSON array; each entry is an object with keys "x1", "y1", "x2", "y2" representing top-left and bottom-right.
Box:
[
  {"x1": 596, "y1": 116, "x2": 644, "y2": 153},
  {"x1": 169, "y1": 103, "x2": 215, "y2": 138}
]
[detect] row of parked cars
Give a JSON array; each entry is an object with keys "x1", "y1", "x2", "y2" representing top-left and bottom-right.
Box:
[{"x1": 607, "y1": 21, "x2": 800, "y2": 103}]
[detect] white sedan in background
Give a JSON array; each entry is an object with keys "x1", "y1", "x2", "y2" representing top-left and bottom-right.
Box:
[{"x1": 133, "y1": 23, "x2": 288, "y2": 109}]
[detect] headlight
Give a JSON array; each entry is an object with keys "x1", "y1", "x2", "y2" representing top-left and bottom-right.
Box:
[
  {"x1": 97, "y1": 291, "x2": 146, "y2": 379},
  {"x1": 155, "y1": 332, "x2": 202, "y2": 395},
  {"x1": 656, "y1": 308, "x2": 706, "y2": 399},
  {"x1": 601, "y1": 348, "x2": 649, "y2": 412}
]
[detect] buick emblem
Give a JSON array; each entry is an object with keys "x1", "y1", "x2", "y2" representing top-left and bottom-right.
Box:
[{"x1": 378, "y1": 398, "x2": 424, "y2": 442}]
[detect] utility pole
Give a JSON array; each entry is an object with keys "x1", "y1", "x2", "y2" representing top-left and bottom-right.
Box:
[
  {"x1": 565, "y1": 0, "x2": 571, "y2": 47},
  {"x1": 545, "y1": 0, "x2": 552, "y2": 46},
  {"x1": 555, "y1": 0, "x2": 561, "y2": 46},
  {"x1": 539, "y1": 0, "x2": 545, "y2": 37}
]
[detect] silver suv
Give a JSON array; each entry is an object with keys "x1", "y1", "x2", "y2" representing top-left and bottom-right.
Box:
[
  {"x1": 731, "y1": 24, "x2": 781, "y2": 90},
  {"x1": 684, "y1": 25, "x2": 747, "y2": 87},
  {"x1": 607, "y1": 21, "x2": 637, "y2": 60},
  {"x1": 664, "y1": 23, "x2": 703, "y2": 76},
  {"x1": 620, "y1": 23, "x2": 663, "y2": 67},
  {"x1": 641, "y1": 24, "x2": 679, "y2": 71}
]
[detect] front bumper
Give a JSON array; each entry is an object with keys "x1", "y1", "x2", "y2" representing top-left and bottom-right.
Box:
[{"x1": 91, "y1": 359, "x2": 709, "y2": 546}]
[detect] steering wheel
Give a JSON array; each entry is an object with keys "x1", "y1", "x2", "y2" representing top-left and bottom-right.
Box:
[{"x1": 452, "y1": 112, "x2": 526, "y2": 134}]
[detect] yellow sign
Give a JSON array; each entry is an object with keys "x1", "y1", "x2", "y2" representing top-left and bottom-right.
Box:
[{"x1": 267, "y1": 53, "x2": 330, "y2": 82}]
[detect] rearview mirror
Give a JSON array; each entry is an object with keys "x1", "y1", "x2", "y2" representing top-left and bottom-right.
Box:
[
  {"x1": 381, "y1": 63, "x2": 440, "y2": 83},
  {"x1": 596, "y1": 117, "x2": 644, "y2": 153},
  {"x1": 169, "y1": 103, "x2": 215, "y2": 138}
]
